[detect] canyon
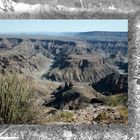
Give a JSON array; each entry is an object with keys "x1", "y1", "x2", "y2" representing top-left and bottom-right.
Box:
[{"x1": 0, "y1": 31, "x2": 128, "y2": 124}]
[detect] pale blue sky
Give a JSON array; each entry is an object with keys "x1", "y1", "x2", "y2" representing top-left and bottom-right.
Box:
[{"x1": 0, "y1": 20, "x2": 128, "y2": 33}]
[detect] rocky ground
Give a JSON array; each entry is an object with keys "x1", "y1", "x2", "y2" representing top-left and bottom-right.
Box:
[{"x1": 33, "y1": 103, "x2": 128, "y2": 125}]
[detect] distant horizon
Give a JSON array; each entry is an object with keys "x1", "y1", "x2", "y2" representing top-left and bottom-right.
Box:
[
  {"x1": 0, "y1": 20, "x2": 128, "y2": 33},
  {"x1": 0, "y1": 30, "x2": 128, "y2": 35}
]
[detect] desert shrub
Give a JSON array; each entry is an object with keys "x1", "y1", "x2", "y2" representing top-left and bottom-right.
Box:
[
  {"x1": 115, "y1": 105, "x2": 128, "y2": 124},
  {"x1": 44, "y1": 111, "x2": 75, "y2": 123},
  {"x1": 105, "y1": 93, "x2": 128, "y2": 107},
  {"x1": 94, "y1": 111, "x2": 110, "y2": 123},
  {"x1": 0, "y1": 74, "x2": 37, "y2": 124},
  {"x1": 116, "y1": 105, "x2": 128, "y2": 119}
]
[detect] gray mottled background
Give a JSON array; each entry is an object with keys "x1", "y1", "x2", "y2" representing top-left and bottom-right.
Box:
[{"x1": 0, "y1": 0, "x2": 139, "y2": 139}]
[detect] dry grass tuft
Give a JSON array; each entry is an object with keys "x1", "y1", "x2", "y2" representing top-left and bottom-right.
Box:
[{"x1": 0, "y1": 73, "x2": 38, "y2": 124}]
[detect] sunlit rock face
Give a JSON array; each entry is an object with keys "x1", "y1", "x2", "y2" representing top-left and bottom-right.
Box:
[{"x1": 0, "y1": 31, "x2": 128, "y2": 88}]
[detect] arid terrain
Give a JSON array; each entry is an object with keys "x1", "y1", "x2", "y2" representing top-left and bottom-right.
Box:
[{"x1": 0, "y1": 31, "x2": 128, "y2": 124}]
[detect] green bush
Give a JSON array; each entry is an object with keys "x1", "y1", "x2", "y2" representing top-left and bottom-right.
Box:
[
  {"x1": 116, "y1": 105, "x2": 128, "y2": 119},
  {"x1": 0, "y1": 74, "x2": 37, "y2": 124},
  {"x1": 105, "y1": 93, "x2": 128, "y2": 107}
]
